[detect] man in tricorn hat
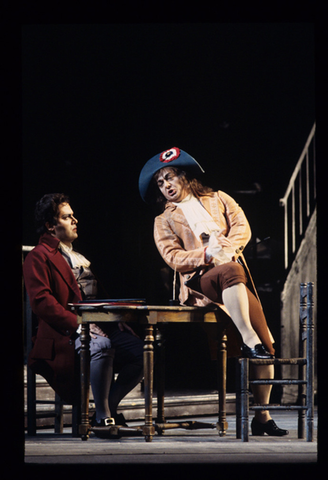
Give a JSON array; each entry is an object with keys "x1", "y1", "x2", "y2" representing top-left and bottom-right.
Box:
[{"x1": 139, "y1": 147, "x2": 289, "y2": 437}]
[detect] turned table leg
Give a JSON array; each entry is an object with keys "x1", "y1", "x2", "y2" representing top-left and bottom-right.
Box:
[
  {"x1": 217, "y1": 329, "x2": 228, "y2": 436},
  {"x1": 155, "y1": 325, "x2": 166, "y2": 424},
  {"x1": 142, "y1": 324, "x2": 156, "y2": 442},
  {"x1": 79, "y1": 322, "x2": 91, "y2": 440}
]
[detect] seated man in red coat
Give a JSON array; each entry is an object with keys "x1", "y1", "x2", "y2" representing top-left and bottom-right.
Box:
[{"x1": 24, "y1": 193, "x2": 144, "y2": 430}]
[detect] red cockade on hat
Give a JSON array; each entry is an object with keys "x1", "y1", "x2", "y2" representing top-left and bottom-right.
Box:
[{"x1": 159, "y1": 147, "x2": 181, "y2": 163}]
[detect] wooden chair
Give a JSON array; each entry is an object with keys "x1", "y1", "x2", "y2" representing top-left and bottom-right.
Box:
[
  {"x1": 236, "y1": 282, "x2": 315, "y2": 441},
  {"x1": 25, "y1": 289, "x2": 81, "y2": 436},
  {"x1": 23, "y1": 244, "x2": 80, "y2": 436}
]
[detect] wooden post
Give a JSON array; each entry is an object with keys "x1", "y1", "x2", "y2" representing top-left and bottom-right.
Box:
[
  {"x1": 155, "y1": 326, "x2": 166, "y2": 424},
  {"x1": 217, "y1": 329, "x2": 228, "y2": 436},
  {"x1": 306, "y1": 282, "x2": 314, "y2": 442},
  {"x1": 298, "y1": 283, "x2": 307, "y2": 438},
  {"x1": 240, "y1": 358, "x2": 249, "y2": 442},
  {"x1": 79, "y1": 322, "x2": 90, "y2": 440},
  {"x1": 142, "y1": 324, "x2": 155, "y2": 442},
  {"x1": 235, "y1": 358, "x2": 241, "y2": 439}
]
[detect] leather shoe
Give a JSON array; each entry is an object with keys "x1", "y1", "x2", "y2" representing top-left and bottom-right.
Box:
[
  {"x1": 91, "y1": 413, "x2": 115, "y2": 427},
  {"x1": 113, "y1": 413, "x2": 128, "y2": 427},
  {"x1": 251, "y1": 418, "x2": 289, "y2": 436},
  {"x1": 91, "y1": 415, "x2": 123, "y2": 439},
  {"x1": 241, "y1": 343, "x2": 274, "y2": 359}
]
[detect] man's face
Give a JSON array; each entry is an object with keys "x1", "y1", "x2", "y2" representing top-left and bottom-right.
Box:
[
  {"x1": 155, "y1": 168, "x2": 190, "y2": 203},
  {"x1": 48, "y1": 203, "x2": 78, "y2": 245}
]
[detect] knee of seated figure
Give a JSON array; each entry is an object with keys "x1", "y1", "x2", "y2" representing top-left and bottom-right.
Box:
[
  {"x1": 229, "y1": 262, "x2": 245, "y2": 275},
  {"x1": 90, "y1": 335, "x2": 114, "y2": 360},
  {"x1": 221, "y1": 262, "x2": 246, "y2": 285}
]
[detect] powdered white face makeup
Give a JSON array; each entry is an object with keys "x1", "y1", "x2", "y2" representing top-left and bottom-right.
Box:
[{"x1": 156, "y1": 168, "x2": 190, "y2": 203}]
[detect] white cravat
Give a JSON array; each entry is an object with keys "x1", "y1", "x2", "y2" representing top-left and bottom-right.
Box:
[
  {"x1": 59, "y1": 242, "x2": 91, "y2": 268},
  {"x1": 174, "y1": 194, "x2": 233, "y2": 265},
  {"x1": 173, "y1": 194, "x2": 219, "y2": 240}
]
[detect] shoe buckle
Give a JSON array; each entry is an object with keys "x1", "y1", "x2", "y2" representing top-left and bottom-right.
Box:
[{"x1": 104, "y1": 418, "x2": 115, "y2": 426}]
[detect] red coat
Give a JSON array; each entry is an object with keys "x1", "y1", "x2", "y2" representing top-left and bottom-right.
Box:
[{"x1": 23, "y1": 233, "x2": 82, "y2": 404}]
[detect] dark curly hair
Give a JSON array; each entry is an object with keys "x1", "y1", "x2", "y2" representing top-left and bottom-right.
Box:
[
  {"x1": 153, "y1": 167, "x2": 213, "y2": 210},
  {"x1": 34, "y1": 193, "x2": 70, "y2": 235}
]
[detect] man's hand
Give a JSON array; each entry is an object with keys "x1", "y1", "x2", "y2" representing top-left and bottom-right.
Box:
[
  {"x1": 89, "y1": 323, "x2": 109, "y2": 339},
  {"x1": 206, "y1": 231, "x2": 233, "y2": 265}
]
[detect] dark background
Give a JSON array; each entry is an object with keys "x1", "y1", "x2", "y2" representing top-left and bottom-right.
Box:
[{"x1": 22, "y1": 23, "x2": 315, "y2": 389}]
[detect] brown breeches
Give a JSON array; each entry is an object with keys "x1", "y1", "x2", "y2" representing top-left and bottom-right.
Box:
[{"x1": 199, "y1": 262, "x2": 275, "y2": 355}]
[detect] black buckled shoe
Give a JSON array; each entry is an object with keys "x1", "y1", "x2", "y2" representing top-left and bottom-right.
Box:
[
  {"x1": 251, "y1": 418, "x2": 289, "y2": 436},
  {"x1": 91, "y1": 415, "x2": 115, "y2": 427},
  {"x1": 241, "y1": 343, "x2": 274, "y2": 359},
  {"x1": 91, "y1": 416, "x2": 123, "y2": 439}
]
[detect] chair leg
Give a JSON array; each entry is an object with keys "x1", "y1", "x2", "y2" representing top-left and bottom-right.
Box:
[
  {"x1": 54, "y1": 392, "x2": 64, "y2": 433},
  {"x1": 306, "y1": 282, "x2": 314, "y2": 442},
  {"x1": 240, "y1": 358, "x2": 249, "y2": 442},
  {"x1": 235, "y1": 358, "x2": 241, "y2": 439},
  {"x1": 72, "y1": 404, "x2": 81, "y2": 437},
  {"x1": 26, "y1": 293, "x2": 37, "y2": 436},
  {"x1": 27, "y1": 369, "x2": 37, "y2": 436}
]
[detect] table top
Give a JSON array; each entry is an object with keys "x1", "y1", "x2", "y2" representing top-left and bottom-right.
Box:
[{"x1": 72, "y1": 304, "x2": 223, "y2": 324}]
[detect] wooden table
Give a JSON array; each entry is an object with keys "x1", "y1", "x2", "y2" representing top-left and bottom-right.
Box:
[{"x1": 76, "y1": 304, "x2": 230, "y2": 442}]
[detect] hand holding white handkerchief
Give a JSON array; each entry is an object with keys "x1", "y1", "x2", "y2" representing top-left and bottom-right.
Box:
[{"x1": 206, "y1": 231, "x2": 233, "y2": 265}]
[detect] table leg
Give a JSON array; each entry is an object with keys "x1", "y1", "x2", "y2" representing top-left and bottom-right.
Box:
[
  {"x1": 217, "y1": 329, "x2": 228, "y2": 436},
  {"x1": 155, "y1": 325, "x2": 166, "y2": 424},
  {"x1": 142, "y1": 324, "x2": 156, "y2": 442},
  {"x1": 79, "y1": 322, "x2": 91, "y2": 440}
]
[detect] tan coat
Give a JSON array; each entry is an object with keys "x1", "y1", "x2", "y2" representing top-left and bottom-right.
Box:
[
  {"x1": 154, "y1": 190, "x2": 251, "y2": 310},
  {"x1": 154, "y1": 190, "x2": 275, "y2": 354}
]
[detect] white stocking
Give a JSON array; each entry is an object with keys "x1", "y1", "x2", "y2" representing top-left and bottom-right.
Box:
[{"x1": 222, "y1": 283, "x2": 261, "y2": 348}]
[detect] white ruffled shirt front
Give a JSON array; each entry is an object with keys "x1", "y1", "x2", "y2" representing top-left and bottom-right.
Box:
[
  {"x1": 173, "y1": 193, "x2": 233, "y2": 264},
  {"x1": 173, "y1": 193, "x2": 219, "y2": 240},
  {"x1": 59, "y1": 242, "x2": 92, "y2": 334}
]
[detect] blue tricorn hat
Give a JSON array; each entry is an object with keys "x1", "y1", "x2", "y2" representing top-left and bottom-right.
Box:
[{"x1": 138, "y1": 147, "x2": 205, "y2": 203}]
